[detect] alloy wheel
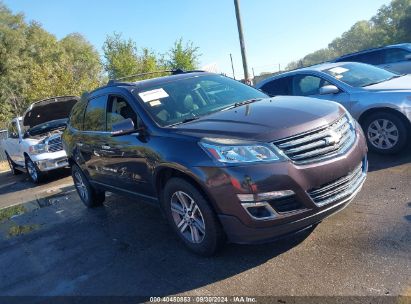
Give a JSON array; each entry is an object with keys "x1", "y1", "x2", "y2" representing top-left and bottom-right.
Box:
[
  {"x1": 74, "y1": 171, "x2": 88, "y2": 202},
  {"x1": 170, "y1": 190, "x2": 206, "y2": 244},
  {"x1": 27, "y1": 160, "x2": 38, "y2": 181},
  {"x1": 367, "y1": 119, "x2": 399, "y2": 150}
]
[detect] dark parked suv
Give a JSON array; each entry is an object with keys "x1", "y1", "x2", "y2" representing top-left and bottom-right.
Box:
[{"x1": 63, "y1": 71, "x2": 368, "y2": 255}]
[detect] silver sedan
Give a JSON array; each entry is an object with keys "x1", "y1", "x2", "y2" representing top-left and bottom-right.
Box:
[{"x1": 256, "y1": 62, "x2": 411, "y2": 154}]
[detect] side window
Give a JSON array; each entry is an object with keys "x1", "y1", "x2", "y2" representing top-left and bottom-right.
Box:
[
  {"x1": 8, "y1": 121, "x2": 19, "y2": 139},
  {"x1": 383, "y1": 48, "x2": 411, "y2": 64},
  {"x1": 292, "y1": 75, "x2": 330, "y2": 96},
  {"x1": 260, "y1": 77, "x2": 293, "y2": 96},
  {"x1": 69, "y1": 99, "x2": 87, "y2": 130},
  {"x1": 106, "y1": 95, "x2": 140, "y2": 131},
  {"x1": 342, "y1": 51, "x2": 383, "y2": 65},
  {"x1": 83, "y1": 95, "x2": 107, "y2": 132}
]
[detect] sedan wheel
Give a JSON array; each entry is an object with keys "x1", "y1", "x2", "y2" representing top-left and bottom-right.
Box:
[
  {"x1": 73, "y1": 170, "x2": 89, "y2": 202},
  {"x1": 367, "y1": 119, "x2": 399, "y2": 150},
  {"x1": 363, "y1": 112, "x2": 408, "y2": 154},
  {"x1": 170, "y1": 191, "x2": 206, "y2": 244}
]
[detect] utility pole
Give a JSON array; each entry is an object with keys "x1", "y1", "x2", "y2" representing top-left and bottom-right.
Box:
[
  {"x1": 230, "y1": 53, "x2": 236, "y2": 79},
  {"x1": 233, "y1": 0, "x2": 250, "y2": 82}
]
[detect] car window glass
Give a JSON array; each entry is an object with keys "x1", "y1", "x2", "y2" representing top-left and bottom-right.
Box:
[
  {"x1": 292, "y1": 75, "x2": 330, "y2": 96},
  {"x1": 133, "y1": 74, "x2": 267, "y2": 127},
  {"x1": 383, "y1": 48, "x2": 411, "y2": 64},
  {"x1": 83, "y1": 95, "x2": 107, "y2": 131},
  {"x1": 260, "y1": 77, "x2": 292, "y2": 96},
  {"x1": 8, "y1": 121, "x2": 19, "y2": 138},
  {"x1": 69, "y1": 99, "x2": 87, "y2": 130},
  {"x1": 106, "y1": 96, "x2": 140, "y2": 131},
  {"x1": 343, "y1": 51, "x2": 383, "y2": 65}
]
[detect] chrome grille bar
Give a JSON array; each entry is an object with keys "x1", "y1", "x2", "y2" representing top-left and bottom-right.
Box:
[{"x1": 274, "y1": 115, "x2": 356, "y2": 164}]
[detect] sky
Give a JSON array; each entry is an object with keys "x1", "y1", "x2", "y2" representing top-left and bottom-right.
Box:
[{"x1": 3, "y1": 0, "x2": 391, "y2": 79}]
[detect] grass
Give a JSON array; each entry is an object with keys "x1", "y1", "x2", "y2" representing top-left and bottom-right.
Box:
[
  {"x1": 0, "y1": 205, "x2": 26, "y2": 222},
  {"x1": 0, "y1": 160, "x2": 9, "y2": 172},
  {"x1": 8, "y1": 224, "x2": 39, "y2": 237}
]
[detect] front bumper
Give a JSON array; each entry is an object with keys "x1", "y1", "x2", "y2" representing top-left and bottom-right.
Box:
[
  {"x1": 196, "y1": 125, "x2": 368, "y2": 244},
  {"x1": 31, "y1": 150, "x2": 69, "y2": 172}
]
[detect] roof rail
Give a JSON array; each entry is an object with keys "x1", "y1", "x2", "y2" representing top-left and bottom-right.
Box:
[{"x1": 107, "y1": 69, "x2": 205, "y2": 85}]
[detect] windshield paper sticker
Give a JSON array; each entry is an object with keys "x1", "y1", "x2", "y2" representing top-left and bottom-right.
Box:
[
  {"x1": 138, "y1": 88, "x2": 169, "y2": 102},
  {"x1": 149, "y1": 100, "x2": 161, "y2": 107},
  {"x1": 328, "y1": 67, "x2": 349, "y2": 74}
]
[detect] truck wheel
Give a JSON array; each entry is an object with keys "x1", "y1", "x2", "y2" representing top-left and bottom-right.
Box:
[
  {"x1": 25, "y1": 157, "x2": 43, "y2": 183},
  {"x1": 162, "y1": 178, "x2": 225, "y2": 256},
  {"x1": 6, "y1": 154, "x2": 22, "y2": 175},
  {"x1": 362, "y1": 111, "x2": 408, "y2": 154},
  {"x1": 72, "y1": 164, "x2": 105, "y2": 208}
]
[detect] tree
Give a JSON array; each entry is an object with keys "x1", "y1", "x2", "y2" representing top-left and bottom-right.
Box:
[
  {"x1": 165, "y1": 38, "x2": 200, "y2": 71},
  {"x1": 102, "y1": 32, "x2": 140, "y2": 79}
]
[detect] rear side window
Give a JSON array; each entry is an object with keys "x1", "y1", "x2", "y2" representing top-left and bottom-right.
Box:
[
  {"x1": 83, "y1": 95, "x2": 107, "y2": 131},
  {"x1": 382, "y1": 48, "x2": 411, "y2": 63},
  {"x1": 69, "y1": 99, "x2": 87, "y2": 130},
  {"x1": 338, "y1": 51, "x2": 383, "y2": 65},
  {"x1": 260, "y1": 77, "x2": 292, "y2": 96}
]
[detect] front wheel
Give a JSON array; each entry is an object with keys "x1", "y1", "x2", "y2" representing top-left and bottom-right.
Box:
[
  {"x1": 72, "y1": 164, "x2": 105, "y2": 208},
  {"x1": 162, "y1": 178, "x2": 225, "y2": 256},
  {"x1": 25, "y1": 157, "x2": 43, "y2": 183},
  {"x1": 362, "y1": 112, "x2": 409, "y2": 154}
]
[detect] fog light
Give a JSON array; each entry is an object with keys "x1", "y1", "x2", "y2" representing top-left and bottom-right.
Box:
[{"x1": 237, "y1": 190, "x2": 295, "y2": 202}]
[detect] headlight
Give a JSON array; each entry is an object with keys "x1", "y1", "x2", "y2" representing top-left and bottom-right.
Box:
[
  {"x1": 29, "y1": 143, "x2": 47, "y2": 154},
  {"x1": 200, "y1": 139, "x2": 283, "y2": 163}
]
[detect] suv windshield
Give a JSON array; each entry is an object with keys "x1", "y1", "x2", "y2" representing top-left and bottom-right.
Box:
[
  {"x1": 133, "y1": 74, "x2": 267, "y2": 127},
  {"x1": 322, "y1": 63, "x2": 399, "y2": 87}
]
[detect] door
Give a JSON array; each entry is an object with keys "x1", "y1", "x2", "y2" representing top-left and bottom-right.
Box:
[
  {"x1": 291, "y1": 74, "x2": 352, "y2": 111},
  {"x1": 78, "y1": 94, "x2": 108, "y2": 183},
  {"x1": 100, "y1": 94, "x2": 156, "y2": 198},
  {"x1": 6, "y1": 120, "x2": 22, "y2": 165}
]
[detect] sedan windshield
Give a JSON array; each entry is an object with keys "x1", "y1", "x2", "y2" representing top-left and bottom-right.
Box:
[
  {"x1": 133, "y1": 74, "x2": 267, "y2": 127},
  {"x1": 322, "y1": 63, "x2": 399, "y2": 87}
]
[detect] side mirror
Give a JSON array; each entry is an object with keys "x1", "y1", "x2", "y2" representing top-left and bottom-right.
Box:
[
  {"x1": 110, "y1": 118, "x2": 136, "y2": 137},
  {"x1": 319, "y1": 85, "x2": 339, "y2": 95}
]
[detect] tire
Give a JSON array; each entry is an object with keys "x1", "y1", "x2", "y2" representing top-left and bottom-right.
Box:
[
  {"x1": 72, "y1": 164, "x2": 105, "y2": 208},
  {"x1": 362, "y1": 111, "x2": 409, "y2": 154},
  {"x1": 162, "y1": 178, "x2": 225, "y2": 256},
  {"x1": 25, "y1": 157, "x2": 43, "y2": 183},
  {"x1": 6, "y1": 153, "x2": 22, "y2": 175}
]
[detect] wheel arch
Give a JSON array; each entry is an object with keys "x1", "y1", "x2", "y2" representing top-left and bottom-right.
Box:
[
  {"x1": 358, "y1": 107, "x2": 411, "y2": 131},
  {"x1": 154, "y1": 165, "x2": 221, "y2": 214}
]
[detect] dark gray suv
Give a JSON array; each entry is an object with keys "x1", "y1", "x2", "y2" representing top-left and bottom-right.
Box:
[{"x1": 63, "y1": 71, "x2": 368, "y2": 255}]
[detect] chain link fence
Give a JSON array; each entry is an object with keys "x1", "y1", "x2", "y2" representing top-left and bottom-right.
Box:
[{"x1": 0, "y1": 130, "x2": 8, "y2": 161}]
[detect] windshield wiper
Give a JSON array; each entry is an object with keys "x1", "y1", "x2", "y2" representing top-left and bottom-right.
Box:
[
  {"x1": 168, "y1": 116, "x2": 201, "y2": 127},
  {"x1": 222, "y1": 98, "x2": 263, "y2": 111},
  {"x1": 363, "y1": 75, "x2": 402, "y2": 87}
]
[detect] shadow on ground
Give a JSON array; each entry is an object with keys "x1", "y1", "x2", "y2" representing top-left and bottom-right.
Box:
[
  {"x1": 367, "y1": 142, "x2": 411, "y2": 172},
  {"x1": 0, "y1": 192, "x2": 313, "y2": 297},
  {"x1": 0, "y1": 168, "x2": 71, "y2": 196}
]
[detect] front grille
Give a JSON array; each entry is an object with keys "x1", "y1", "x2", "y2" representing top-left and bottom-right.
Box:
[
  {"x1": 274, "y1": 115, "x2": 355, "y2": 164},
  {"x1": 47, "y1": 135, "x2": 63, "y2": 152},
  {"x1": 308, "y1": 162, "x2": 365, "y2": 207}
]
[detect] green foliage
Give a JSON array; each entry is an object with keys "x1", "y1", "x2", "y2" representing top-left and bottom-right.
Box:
[
  {"x1": 0, "y1": 3, "x2": 103, "y2": 128},
  {"x1": 165, "y1": 38, "x2": 200, "y2": 71},
  {"x1": 102, "y1": 35, "x2": 200, "y2": 81},
  {"x1": 286, "y1": 0, "x2": 411, "y2": 70}
]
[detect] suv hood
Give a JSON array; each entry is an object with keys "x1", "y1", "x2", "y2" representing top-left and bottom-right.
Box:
[
  {"x1": 363, "y1": 75, "x2": 411, "y2": 92},
  {"x1": 23, "y1": 96, "x2": 79, "y2": 129},
  {"x1": 174, "y1": 96, "x2": 346, "y2": 142}
]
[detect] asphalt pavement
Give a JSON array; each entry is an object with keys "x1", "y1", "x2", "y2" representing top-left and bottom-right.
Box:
[{"x1": 0, "y1": 150, "x2": 409, "y2": 300}]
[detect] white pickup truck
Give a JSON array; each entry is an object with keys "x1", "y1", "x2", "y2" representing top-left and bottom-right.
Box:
[{"x1": 1, "y1": 96, "x2": 79, "y2": 183}]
